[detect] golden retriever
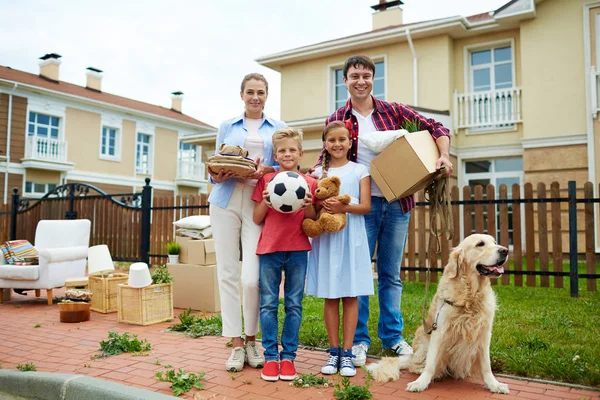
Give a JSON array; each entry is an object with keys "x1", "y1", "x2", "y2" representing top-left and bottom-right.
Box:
[{"x1": 367, "y1": 234, "x2": 509, "y2": 394}]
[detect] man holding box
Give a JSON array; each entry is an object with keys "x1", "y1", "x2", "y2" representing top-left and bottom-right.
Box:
[{"x1": 323, "y1": 54, "x2": 452, "y2": 365}]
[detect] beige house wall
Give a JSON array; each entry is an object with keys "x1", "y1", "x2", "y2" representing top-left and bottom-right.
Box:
[
  {"x1": 121, "y1": 119, "x2": 136, "y2": 174},
  {"x1": 153, "y1": 127, "x2": 178, "y2": 181},
  {"x1": 177, "y1": 185, "x2": 200, "y2": 196},
  {"x1": 414, "y1": 35, "x2": 453, "y2": 111},
  {"x1": 64, "y1": 107, "x2": 101, "y2": 169},
  {"x1": 520, "y1": 0, "x2": 587, "y2": 140},
  {"x1": 25, "y1": 169, "x2": 60, "y2": 184}
]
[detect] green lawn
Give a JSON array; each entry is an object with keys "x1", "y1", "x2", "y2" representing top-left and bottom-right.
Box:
[{"x1": 285, "y1": 281, "x2": 600, "y2": 387}]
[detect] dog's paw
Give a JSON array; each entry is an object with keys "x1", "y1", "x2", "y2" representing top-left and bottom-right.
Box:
[
  {"x1": 406, "y1": 379, "x2": 429, "y2": 392},
  {"x1": 486, "y1": 381, "x2": 509, "y2": 394}
]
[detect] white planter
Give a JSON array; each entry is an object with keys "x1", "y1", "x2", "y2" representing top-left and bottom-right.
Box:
[{"x1": 168, "y1": 255, "x2": 179, "y2": 264}]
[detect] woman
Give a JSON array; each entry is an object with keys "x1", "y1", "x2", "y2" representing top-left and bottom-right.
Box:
[{"x1": 208, "y1": 73, "x2": 286, "y2": 372}]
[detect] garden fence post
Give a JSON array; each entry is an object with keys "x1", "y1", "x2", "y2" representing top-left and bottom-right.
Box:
[
  {"x1": 568, "y1": 181, "x2": 579, "y2": 298},
  {"x1": 9, "y1": 187, "x2": 19, "y2": 241},
  {"x1": 140, "y1": 178, "x2": 152, "y2": 266}
]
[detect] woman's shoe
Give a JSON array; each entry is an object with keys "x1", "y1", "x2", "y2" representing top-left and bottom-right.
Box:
[
  {"x1": 340, "y1": 348, "x2": 357, "y2": 377},
  {"x1": 320, "y1": 347, "x2": 340, "y2": 375}
]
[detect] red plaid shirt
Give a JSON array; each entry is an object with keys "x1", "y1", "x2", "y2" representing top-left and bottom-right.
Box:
[{"x1": 322, "y1": 96, "x2": 450, "y2": 213}]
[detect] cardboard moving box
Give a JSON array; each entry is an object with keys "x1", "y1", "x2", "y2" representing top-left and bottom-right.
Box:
[
  {"x1": 370, "y1": 130, "x2": 440, "y2": 202},
  {"x1": 176, "y1": 236, "x2": 216, "y2": 265},
  {"x1": 167, "y1": 263, "x2": 220, "y2": 312}
]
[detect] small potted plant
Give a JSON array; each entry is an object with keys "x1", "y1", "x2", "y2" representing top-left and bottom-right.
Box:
[{"x1": 166, "y1": 241, "x2": 181, "y2": 264}]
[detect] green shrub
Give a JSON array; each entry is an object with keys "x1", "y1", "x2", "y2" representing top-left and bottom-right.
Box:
[{"x1": 98, "y1": 331, "x2": 151, "y2": 357}]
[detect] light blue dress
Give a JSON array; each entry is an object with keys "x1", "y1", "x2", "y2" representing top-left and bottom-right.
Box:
[{"x1": 306, "y1": 162, "x2": 375, "y2": 299}]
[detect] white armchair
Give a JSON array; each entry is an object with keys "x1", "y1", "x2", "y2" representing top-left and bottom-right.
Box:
[{"x1": 0, "y1": 219, "x2": 91, "y2": 305}]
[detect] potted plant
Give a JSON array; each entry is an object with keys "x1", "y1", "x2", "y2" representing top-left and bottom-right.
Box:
[{"x1": 166, "y1": 241, "x2": 181, "y2": 264}]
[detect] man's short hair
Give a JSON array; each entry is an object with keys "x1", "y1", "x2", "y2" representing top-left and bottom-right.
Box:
[
  {"x1": 343, "y1": 55, "x2": 376, "y2": 78},
  {"x1": 272, "y1": 127, "x2": 304, "y2": 151}
]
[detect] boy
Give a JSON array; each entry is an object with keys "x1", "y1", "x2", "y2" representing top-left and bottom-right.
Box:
[{"x1": 252, "y1": 128, "x2": 317, "y2": 382}]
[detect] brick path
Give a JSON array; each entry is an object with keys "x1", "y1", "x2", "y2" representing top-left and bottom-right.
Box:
[{"x1": 0, "y1": 292, "x2": 598, "y2": 400}]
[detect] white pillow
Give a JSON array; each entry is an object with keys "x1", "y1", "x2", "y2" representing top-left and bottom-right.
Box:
[
  {"x1": 358, "y1": 129, "x2": 407, "y2": 153},
  {"x1": 173, "y1": 215, "x2": 211, "y2": 230}
]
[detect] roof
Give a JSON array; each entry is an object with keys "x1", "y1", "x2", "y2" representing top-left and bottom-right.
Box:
[{"x1": 0, "y1": 65, "x2": 215, "y2": 130}]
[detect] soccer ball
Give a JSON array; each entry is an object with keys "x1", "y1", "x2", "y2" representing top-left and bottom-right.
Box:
[{"x1": 266, "y1": 171, "x2": 309, "y2": 213}]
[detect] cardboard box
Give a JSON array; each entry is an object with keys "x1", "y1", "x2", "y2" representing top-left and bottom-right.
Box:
[
  {"x1": 167, "y1": 263, "x2": 220, "y2": 312},
  {"x1": 175, "y1": 236, "x2": 216, "y2": 265},
  {"x1": 370, "y1": 130, "x2": 440, "y2": 202}
]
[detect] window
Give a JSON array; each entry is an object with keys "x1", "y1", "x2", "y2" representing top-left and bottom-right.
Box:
[
  {"x1": 464, "y1": 157, "x2": 523, "y2": 245},
  {"x1": 333, "y1": 60, "x2": 385, "y2": 110},
  {"x1": 136, "y1": 133, "x2": 151, "y2": 174},
  {"x1": 24, "y1": 181, "x2": 57, "y2": 196},
  {"x1": 468, "y1": 44, "x2": 515, "y2": 129},
  {"x1": 28, "y1": 112, "x2": 59, "y2": 139},
  {"x1": 178, "y1": 142, "x2": 197, "y2": 163},
  {"x1": 101, "y1": 126, "x2": 119, "y2": 158}
]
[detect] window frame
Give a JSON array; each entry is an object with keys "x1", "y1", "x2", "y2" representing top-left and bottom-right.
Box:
[
  {"x1": 23, "y1": 181, "x2": 58, "y2": 198},
  {"x1": 328, "y1": 55, "x2": 387, "y2": 114},
  {"x1": 99, "y1": 125, "x2": 121, "y2": 161},
  {"x1": 135, "y1": 132, "x2": 153, "y2": 175}
]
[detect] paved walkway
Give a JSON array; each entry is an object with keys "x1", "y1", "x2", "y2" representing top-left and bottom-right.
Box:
[{"x1": 0, "y1": 292, "x2": 598, "y2": 400}]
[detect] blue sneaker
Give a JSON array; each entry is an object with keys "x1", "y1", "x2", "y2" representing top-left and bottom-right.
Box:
[
  {"x1": 340, "y1": 349, "x2": 356, "y2": 377},
  {"x1": 321, "y1": 347, "x2": 340, "y2": 375}
]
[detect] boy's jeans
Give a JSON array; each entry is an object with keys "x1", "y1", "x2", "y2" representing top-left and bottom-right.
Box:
[
  {"x1": 354, "y1": 197, "x2": 410, "y2": 349},
  {"x1": 259, "y1": 250, "x2": 308, "y2": 361}
]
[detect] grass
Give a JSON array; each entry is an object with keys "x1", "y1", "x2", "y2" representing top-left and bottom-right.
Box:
[{"x1": 256, "y1": 280, "x2": 600, "y2": 387}]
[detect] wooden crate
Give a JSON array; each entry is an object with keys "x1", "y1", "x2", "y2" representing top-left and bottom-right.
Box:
[
  {"x1": 117, "y1": 283, "x2": 173, "y2": 326},
  {"x1": 89, "y1": 273, "x2": 129, "y2": 313}
]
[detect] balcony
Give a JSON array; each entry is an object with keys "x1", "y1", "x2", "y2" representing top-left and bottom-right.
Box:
[
  {"x1": 21, "y1": 136, "x2": 74, "y2": 171},
  {"x1": 175, "y1": 159, "x2": 206, "y2": 188},
  {"x1": 453, "y1": 88, "x2": 522, "y2": 130}
]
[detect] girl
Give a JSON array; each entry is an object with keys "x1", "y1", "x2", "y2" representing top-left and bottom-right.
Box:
[{"x1": 306, "y1": 121, "x2": 374, "y2": 377}]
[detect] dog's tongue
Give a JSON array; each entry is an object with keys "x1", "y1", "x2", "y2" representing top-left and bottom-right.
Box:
[{"x1": 489, "y1": 266, "x2": 504, "y2": 274}]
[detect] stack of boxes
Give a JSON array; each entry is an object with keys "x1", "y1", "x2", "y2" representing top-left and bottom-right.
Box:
[{"x1": 167, "y1": 236, "x2": 220, "y2": 312}]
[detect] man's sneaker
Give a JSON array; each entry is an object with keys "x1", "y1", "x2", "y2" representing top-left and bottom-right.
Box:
[
  {"x1": 226, "y1": 347, "x2": 245, "y2": 372},
  {"x1": 340, "y1": 349, "x2": 357, "y2": 377},
  {"x1": 351, "y1": 343, "x2": 368, "y2": 367},
  {"x1": 279, "y1": 359, "x2": 297, "y2": 381},
  {"x1": 321, "y1": 347, "x2": 340, "y2": 375},
  {"x1": 261, "y1": 360, "x2": 279, "y2": 382},
  {"x1": 244, "y1": 341, "x2": 265, "y2": 368},
  {"x1": 391, "y1": 339, "x2": 413, "y2": 356}
]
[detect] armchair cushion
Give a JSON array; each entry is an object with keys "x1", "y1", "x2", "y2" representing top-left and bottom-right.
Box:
[
  {"x1": 1, "y1": 240, "x2": 38, "y2": 264},
  {"x1": 0, "y1": 264, "x2": 39, "y2": 280},
  {"x1": 38, "y1": 246, "x2": 88, "y2": 263}
]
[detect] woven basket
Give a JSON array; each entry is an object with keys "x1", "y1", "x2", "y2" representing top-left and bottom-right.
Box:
[
  {"x1": 117, "y1": 283, "x2": 173, "y2": 326},
  {"x1": 89, "y1": 273, "x2": 129, "y2": 313}
]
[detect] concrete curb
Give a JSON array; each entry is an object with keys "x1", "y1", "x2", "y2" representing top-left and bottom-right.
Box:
[{"x1": 0, "y1": 370, "x2": 177, "y2": 400}]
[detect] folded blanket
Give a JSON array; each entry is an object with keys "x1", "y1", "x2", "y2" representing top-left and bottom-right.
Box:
[{"x1": 1, "y1": 240, "x2": 39, "y2": 265}]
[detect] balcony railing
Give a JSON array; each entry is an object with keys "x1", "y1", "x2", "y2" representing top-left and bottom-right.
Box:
[
  {"x1": 590, "y1": 66, "x2": 600, "y2": 118},
  {"x1": 454, "y1": 88, "x2": 522, "y2": 130},
  {"x1": 177, "y1": 159, "x2": 205, "y2": 181},
  {"x1": 25, "y1": 136, "x2": 68, "y2": 162}
]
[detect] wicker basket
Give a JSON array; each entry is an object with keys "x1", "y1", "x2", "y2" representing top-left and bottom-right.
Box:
[
  {"x1": 117, "y1": 283, "x2": 173, "y2": 325},
  {"x1": 89, "y1": 273, "x2": 129, "y2": 313}
]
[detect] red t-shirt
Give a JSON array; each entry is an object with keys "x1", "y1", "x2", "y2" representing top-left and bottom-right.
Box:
[{"x1": 251, "y1": 171, "x2": 317, "y2": 255}]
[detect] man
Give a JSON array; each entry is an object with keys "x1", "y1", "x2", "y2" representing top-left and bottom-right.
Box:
[{"x1": 324, "y1": 55, "x2": 452, "y2": 366}]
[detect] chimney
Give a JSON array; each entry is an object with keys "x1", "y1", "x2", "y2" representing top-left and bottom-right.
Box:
[
  {"x1": 86, "y1": 67, "x2": 103, "y2": 92},
  {"x1": 39, "y1": 53, "x2": 62, "y2": 82},
  {"x1": 371, "y1": 0, "x2": 404, "y2": 30},
  {"x1": 171, "y1": 91, "x2": 184, "y2": 113}
]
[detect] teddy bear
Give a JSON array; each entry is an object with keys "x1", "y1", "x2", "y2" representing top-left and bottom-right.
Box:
[{"x1": 302, "y1": 176, "x2": 351, "y2": 238}]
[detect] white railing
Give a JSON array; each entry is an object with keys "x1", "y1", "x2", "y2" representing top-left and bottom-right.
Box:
[
  {"x1": 454, "y1": 87, "x2": 522, "y2": 130},
  {"x1": 25, "y1": 136, "x2": 68, "y2": 162},
  {"x1": 177, "y1": 159, "x2": 205, "y2": 181},
  {"x1": 590, "y1": 66, "x2": 600, "y2": 118}
]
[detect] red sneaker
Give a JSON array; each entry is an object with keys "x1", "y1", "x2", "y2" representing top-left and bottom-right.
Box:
[
  {"x1": 261, "y1": 360, "x2": 279, "y2": 382},
  {"x1": 279, "y1": 359, "x2": 297, "y2": 381}
]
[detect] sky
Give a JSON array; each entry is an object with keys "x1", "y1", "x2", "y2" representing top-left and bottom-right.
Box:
[{"x1": 1, "y1": 0, "x2": 508, "y2": 129}]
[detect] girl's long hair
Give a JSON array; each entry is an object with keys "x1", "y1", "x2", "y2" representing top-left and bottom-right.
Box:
[{"x1": 321, "y1": 121, "x2": 350, "y2": 178}]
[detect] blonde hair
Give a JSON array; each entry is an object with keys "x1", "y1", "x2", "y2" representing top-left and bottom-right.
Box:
[
  {"x1": 272, "y1": 127, "x2": 304, "y2": 151},
  {"x1": 241, "y1": 73, "x2": 268, "y2": 93},
  {"x1": 320, "y1": 121, "x2": 350, "y2": 177}
]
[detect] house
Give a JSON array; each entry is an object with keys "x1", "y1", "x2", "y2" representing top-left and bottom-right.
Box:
[
  {"x1": 257, "y1": 0, "x2": 600, "y2": 251},
  {"x1": 0, "y1": 53, "x2": 215, "y2": 203}
]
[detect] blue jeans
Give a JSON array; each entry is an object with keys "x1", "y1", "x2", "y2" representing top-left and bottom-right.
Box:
[
  {"x1": 259, "y1": 251, "x2": 308, "y2": 361},
  {"x1": 354, "y1": 197, "x2": 410, "y2": 349}
]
